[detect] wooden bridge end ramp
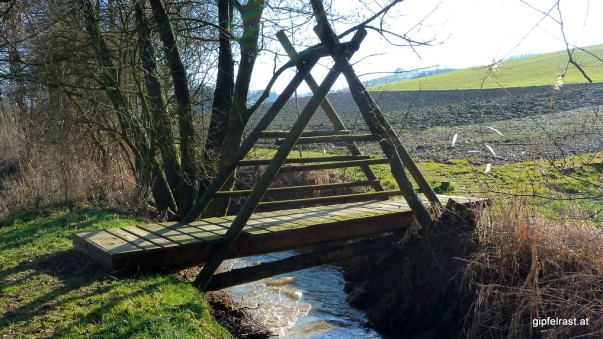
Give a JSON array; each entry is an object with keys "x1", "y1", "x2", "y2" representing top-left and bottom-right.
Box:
[{"x1": 73, "y1": 195, "x2": 484, "y2": 272}]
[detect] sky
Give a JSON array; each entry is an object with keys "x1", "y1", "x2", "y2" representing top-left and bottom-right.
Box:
[{"x1": 249, "y1": 0, "x2": 603, "y2": 93}]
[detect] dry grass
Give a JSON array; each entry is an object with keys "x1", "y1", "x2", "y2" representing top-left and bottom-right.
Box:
[
  {"x1": 463, "y1": 201, "x2": 603, "y2": 338},
  {"x1": 0, "y1": 118, "x2": 138, "y2": 217},
  {"x1": 344, "y1": 199, "x2": 603, "y2": 338}
]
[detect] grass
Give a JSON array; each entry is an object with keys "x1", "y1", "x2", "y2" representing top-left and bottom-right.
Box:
[
  {"x1": 351, "y1": 151, "x2": 602, "y2": 220},
  {"x1": 370, "y1": 44, "x2": 603, "y2": 91},
  {"x1": 418, "y1": 152, "x2": 602, "y2": 219},
  {"x1": 242, "y1": 147, "x2": 602, "y2": 221},
  {"x1": 463, "y1": 200, "x2": 603, "y2": 337},
  {"x1": 0, "y1": 208, "x2": 231, "y2": 338}
]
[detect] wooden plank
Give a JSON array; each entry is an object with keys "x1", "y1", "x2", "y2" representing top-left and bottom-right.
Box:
[
  {"x1": 256, "y1": 214, "x2": 311, "y2": 228},
  {"x1": 215, "y1": 180, "x2": 378, "y2": 197},
  {"x1": 274, "y1": 134, "x2": 376, "y2": 145},
  {"x1": 122, "y1": 226, "x2": 180, "y2": 249},
  {"x1": 252, "y1": 210, "x2": 334, "y2": 227},
  {"x1": 159, "y1": 223, "x2": 224, "y2": 242},
  {"x1": 258, "y1": 130, "x2": 351, "y2": 138},
  {"x1": 206, "y1": 235, "x2": 400, "y2": 291},
  {"x1": 235, "y1": 155, "x2": 371, "y2": 167},
  {"x1": 278, "y1": 158, "x2": 389, "y2": 173},
  {"x1": 104, "y1": 228, "x2": 160, "y2": 250},
  {"x1": 78, "y1": 230, "x2": 142, "y2": 256},
  {"x1": 257, "y1": 190, "x2": 403, "y2": 211},
  {"x1": 136, "y1": 224, "x2": 202, "y2": 245},
  {"x1": 73, "y1": 230, "x2": 114, "y2": 267}
]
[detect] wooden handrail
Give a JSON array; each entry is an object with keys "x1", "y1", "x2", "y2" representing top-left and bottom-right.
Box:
[
  {"x1": 275, "y1": 134, "x2": 376, "y2": 145},
  {"x1": 256, "y1": 190, "x2": 404, "y2": 210},
  {"x1": 235, "y1": 155, "x2": 370, "y2": 166},
  {"x1": 214, "y1": 180, "x2": 380, "y2": 197},
  {"x1": 278, "y1": 158, "x2": 389, "y2": 173}
]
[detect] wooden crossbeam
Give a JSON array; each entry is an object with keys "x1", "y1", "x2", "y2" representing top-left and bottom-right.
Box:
[
  {"x1": 288, "y1": 40, "x2": 360, "y2": 66},
  {"x1": 275, "y1": 134, "x2": 376, "y2": 145},
  {"x1": 256, "y1": 190, "x2": 403, "y2": 211},
  {"x1": 258, "y1": 130, "x2": 351, "y2": 138},
  {"x1": 215, "y1": 180, "x2": 379, "y2": 197},
  {"x1": 205, "y1": 234, "x2": 401, "y2": 291},
  {"x1": 236, "y1": 155, "x2": 370, "y2": 166},
  {"x1": 277, "y1": 158, "x2": 389, "y2": 173}
]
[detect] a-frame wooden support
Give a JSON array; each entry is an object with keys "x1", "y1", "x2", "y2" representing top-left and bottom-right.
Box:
[
  {"x1": 184, "y1": 25, "x2": 440, "y2": 291},
  {"x1": 276, "y1": 30, "x2": 385, "y2": 193}
]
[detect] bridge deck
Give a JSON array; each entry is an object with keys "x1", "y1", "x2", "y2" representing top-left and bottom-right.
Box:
[{"x1": 73, "y1": 195, "x2": 483, "y2": 271}]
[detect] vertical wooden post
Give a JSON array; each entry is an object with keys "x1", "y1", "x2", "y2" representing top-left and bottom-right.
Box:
[
  {"x1": 310, "y1": 0, "x2": 436, "y2": 228},
  {"x1": 276, "y1": 31, "x2": 384, "y2": 193},
  {"x1": 192, "y1": 30, "x2": 368, "y2": 291}
]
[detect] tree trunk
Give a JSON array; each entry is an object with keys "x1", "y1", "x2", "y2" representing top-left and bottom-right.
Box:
[
  {"x1": 203, "y1": 0, "x2": 234, "y2": 168},
  {"x1": 201, "y1": 0, "x2": 266, "y2": 217},
  {"x1": 149, "y1": 0, "x2": 197, "y2": 214},
  {"x1": 134, "y1": 0, "x2": 179, "y2": 212}
]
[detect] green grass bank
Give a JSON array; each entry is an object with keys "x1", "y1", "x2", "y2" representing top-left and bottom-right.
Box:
[{"x1": 0, "y1": 209, "x2": 232, "y2": 338}]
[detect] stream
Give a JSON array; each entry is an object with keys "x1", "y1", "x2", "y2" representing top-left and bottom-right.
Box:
[{"x1": 220, "y1": 251, "x2": 381, "y2": 338}]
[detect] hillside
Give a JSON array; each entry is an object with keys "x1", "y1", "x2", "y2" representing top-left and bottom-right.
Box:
[{"x1": 370, "y1": 44, "x2": 603, "y2": 91}]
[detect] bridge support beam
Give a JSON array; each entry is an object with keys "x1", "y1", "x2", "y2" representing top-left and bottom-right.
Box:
[{"x1": 205, "y1": 234, "x2": 401, "y2": 291}]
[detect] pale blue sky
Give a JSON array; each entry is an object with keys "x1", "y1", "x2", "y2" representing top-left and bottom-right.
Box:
[{"x1": 250, "y1": 0, "x2": 603, "y2": 93}]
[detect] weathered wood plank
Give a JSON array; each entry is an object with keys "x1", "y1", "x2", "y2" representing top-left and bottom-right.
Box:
[
  {"x1": 122, "y1": 226, "x2": 180, "y2": 249},
  {"x1": 206, "y1": 235, "x2": 400, "y2": 291},
  {"x1": 277, "y1": 158, "x2": 389, "y2": 173},
  {"x1": 136, "y1": 224, "x2": 200, "y2": 245},
  {"x1": 214, "y1": 179, "x2": 378, "y2": 197},
  {"x1": 258, "y1": 130, "x2": 351, "y2": 138},
  {"x1": 235, "y1": 155, "x2": 370, "y2": 167},
  {"x1": 104, "y1": 228, "x2": 160, "y2": 250},
  {"x1": 257, "y1": 190, "x2": 402, "y2": 210},
  {"x1": 159, "y1": 223, "x2": 224, "y2": 242},
  {"x1": 80, "y1": 230, "x2": 141, "y2": 256},
  {"x1": 73, "y1": 230, "x2": 114, "y2": 267},
  {"x1": 274, "y1": 134, "x2": 376, "y2": 145},
  {"x1": 74, "y1": 195, "x2": 488, "y2": 272}
]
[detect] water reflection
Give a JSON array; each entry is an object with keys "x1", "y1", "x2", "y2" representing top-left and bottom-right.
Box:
[{"x1": 221, "y1": 251, "x2": 381, "y2": 338}]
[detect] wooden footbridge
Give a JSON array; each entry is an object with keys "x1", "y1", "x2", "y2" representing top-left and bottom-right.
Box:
[{"x1": 74, "y1": 15, "x2": 486, "y2": 291}]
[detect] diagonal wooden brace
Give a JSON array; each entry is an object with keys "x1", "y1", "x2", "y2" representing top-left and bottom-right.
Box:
[
  {"x1": 192, "y1": 29, "x2": 369, "y2": 291},
  {"x1": 310, "y1": 0, "x2": 440, "y2": 228},
  {"x1": 277, "y1": 30, "x2": 385, "y2": 193}
]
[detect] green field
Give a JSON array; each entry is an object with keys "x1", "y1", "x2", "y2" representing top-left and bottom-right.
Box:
[{"x1": 370, "y1": 44, "x2": 603, "y2": 91}]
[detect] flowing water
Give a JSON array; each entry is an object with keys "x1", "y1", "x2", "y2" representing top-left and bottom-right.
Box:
[{"x1": 221, "y1": 251, "x2": 381, "y2": 338}]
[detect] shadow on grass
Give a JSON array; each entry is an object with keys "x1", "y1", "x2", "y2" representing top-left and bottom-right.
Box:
[{"x1": 0, "y1": 211, "x2": 124, "y2": 253}]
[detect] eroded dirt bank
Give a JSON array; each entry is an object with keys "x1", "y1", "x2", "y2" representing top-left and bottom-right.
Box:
[{"x1": 344, "y1": 205, "x2": 479, "y2": 338}]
